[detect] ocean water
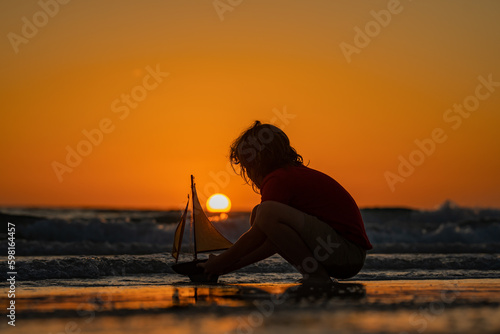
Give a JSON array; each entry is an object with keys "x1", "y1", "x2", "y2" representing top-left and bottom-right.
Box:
[
  {"x1": 1, "y1": 201, "x2": 499, "y2": 282},
  {"x1": 2, "y1": 203, "x2": 500, "y2": 334}
]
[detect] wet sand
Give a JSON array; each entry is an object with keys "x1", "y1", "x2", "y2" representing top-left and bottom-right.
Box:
[{"x1": 2, "y1": 279, "x2": 500, "y2": 333}]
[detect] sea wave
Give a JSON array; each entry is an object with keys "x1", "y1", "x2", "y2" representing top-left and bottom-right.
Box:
[
  {"x1": 1, "y1": 201, "x2": 499, "y2": 256},
  {"x1": 0, "y1": 212, "x2": 249, "y2": 256},
  {"x1": 363, "y1": 201, "x2": 500, "y2": 253}
]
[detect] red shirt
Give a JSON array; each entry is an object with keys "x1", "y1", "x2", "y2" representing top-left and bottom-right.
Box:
[{"x1": 260, "y1": 165, "x2": 372, "y2": 250}]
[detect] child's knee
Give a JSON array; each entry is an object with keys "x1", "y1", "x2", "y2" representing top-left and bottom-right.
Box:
[
  {"x1": 250, "y1": 204, "x2": 260, "y2": 226},
  {"x1": 257, "y1": 201, "x2": 306, "y2": 232},
  {"x1": 254, "y1": 201, "x2": 282, "y2": 230},
  {"x1": 256, "y1": 201, "x2": 280, "y2": 218}
]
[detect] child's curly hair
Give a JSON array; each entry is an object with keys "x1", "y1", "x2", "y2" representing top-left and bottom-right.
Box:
[{"x1": 229, "y1": 121, "x2": 303, "y2": 191}]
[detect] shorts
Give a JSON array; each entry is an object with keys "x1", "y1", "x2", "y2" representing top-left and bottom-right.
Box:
[{"x1": 300, "y1": 213, "x2": 366, "y2": 279}]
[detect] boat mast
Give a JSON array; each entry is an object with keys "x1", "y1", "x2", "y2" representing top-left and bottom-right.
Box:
[{"x1": 191, "y1": 175, "x2": 197, "y2": 261}]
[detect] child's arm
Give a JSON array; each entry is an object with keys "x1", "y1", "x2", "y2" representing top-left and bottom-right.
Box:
[
  {"x1": 220, "y1": 239, "x2": 275, "y2": 274},
  {"x1": 201, "y1": 222, "x2": 267, "y2": 274}
]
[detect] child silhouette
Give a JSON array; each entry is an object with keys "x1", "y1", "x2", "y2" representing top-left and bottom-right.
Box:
[{"x1": 200, "y1": 121, "x2": 372, "y2": 286}]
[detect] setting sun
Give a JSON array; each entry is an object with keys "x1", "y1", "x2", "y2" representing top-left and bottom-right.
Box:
[{"x1": 206, "y1": 194, "x2": 231, "y2": 213}]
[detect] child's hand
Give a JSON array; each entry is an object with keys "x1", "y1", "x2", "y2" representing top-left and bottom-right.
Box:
[{"x1": 197, "y1": 254, "x2": 221, "y2": 276}]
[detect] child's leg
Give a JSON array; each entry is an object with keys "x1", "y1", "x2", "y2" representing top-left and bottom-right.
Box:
[
  {"x1": 250, "y1": 204, "x2": 260, "y2": 225},
  {"x1": 252, "y1": 201, "x2": 331, "y2": 284},
  {"x1": 208, "y1": 202, "x2": 331, "y2": 283}
]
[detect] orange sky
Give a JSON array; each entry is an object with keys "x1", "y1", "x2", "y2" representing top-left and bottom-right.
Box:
[{"x1": 1, "y1": 0, "x2": 499, "y2": 211}]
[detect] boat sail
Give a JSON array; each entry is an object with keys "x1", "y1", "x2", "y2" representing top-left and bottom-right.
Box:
[
  {"x1": 171, "y1": 195, "x2": 189, "y2": 262},
  {"x1": 171, "y1": 175, "x2": 233, "y2": 263}
]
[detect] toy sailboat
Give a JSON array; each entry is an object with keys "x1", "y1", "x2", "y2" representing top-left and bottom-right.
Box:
[{"x1": 171, "y1": 175, "x2": 233, "y2": 282}]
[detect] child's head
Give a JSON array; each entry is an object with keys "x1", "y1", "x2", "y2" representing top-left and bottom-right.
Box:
[{"x1": 229, "y1": 121, "x2": 303, "y2": 190}]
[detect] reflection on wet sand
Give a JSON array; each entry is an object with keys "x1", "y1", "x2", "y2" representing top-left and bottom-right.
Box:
[
  {"x1": 13, "y1": 282, "x2": 368, "y2": 315},
  {"x1": 2, "y1": 280, "x2": 500, "y2": 334}
]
